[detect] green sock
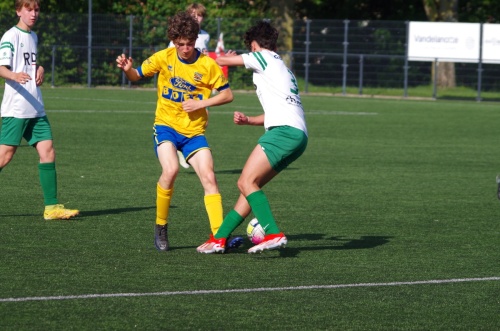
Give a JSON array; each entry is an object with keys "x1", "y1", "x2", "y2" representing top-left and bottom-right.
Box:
[
  {"x1": 215, "y1": 209, "x2": 244, "y2": 239},
  {"x1": 246, "y1": 190, "x2": 280, "y2": 234},
  {"x1": 38, "y1": 162, "x2": 58, "y2": 206}
]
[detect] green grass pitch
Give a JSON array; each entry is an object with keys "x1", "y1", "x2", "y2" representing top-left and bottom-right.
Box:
[{"x1": 0, "y1": 87, "x2": 499, "y2": 330}]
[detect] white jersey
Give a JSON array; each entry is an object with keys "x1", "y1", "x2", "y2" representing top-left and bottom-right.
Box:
[
  {"x1": 168, "y1": 29, "x2": 210, "y2": 54},
  {"x1": 241, "y1": 50, "x2": 307, "y2": 136},
  {"x1": 0, "y1": 26, "x2": 45, "y2": 118},
  {"x1": 194, "y1": 30, "x2": 210, "y2": 54}
]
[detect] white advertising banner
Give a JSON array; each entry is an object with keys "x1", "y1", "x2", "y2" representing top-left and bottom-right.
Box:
[
  {"x1": 482, "y1": 24, "x2": 500, "y2": 64},
  {"x1": 408, "y1": 22, "x2": 480, "y2": 62}
]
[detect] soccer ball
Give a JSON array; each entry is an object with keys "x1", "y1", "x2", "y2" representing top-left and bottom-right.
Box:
[{"x1": 246, "y1": 218, "x2": 265, "y2": 244}]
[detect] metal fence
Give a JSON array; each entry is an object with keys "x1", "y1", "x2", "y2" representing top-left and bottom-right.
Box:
[{"x1": 1, "y1": 13, "x2": 498, "y2": 99}]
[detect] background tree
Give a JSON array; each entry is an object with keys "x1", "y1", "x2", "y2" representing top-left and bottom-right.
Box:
[
  {"x1": 270, "y1": 0, "x2": 295, "y2": 67},
  {"x1": 459, "y1": 0, "x2": 500, "y2": 22},
  {"x1": 2, "y1": 0, "x2": 500, "y2": 22},
  {"x1": 294, "y1": 0, "x2": 427, "y2": 20},
  {"x1": 422, "y1": 0, "x2": 458, "y2": 88},
  {"x1": 1, "y1": 0, "x2": 499, "y2": 89}
]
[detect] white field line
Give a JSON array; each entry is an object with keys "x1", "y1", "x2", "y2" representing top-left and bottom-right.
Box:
[
  {"x1": 1, "y1": 276, "x2": 498, "y2": 303},
  {"x1": 44, "y1": 96, "x2": 156, "y2": 104},
  {"x1": 46, "y1": 109, "x2": 377, "y2": 116},
  {"x1": 45, "y1": 95, "x2": 377, "y2": 115}
]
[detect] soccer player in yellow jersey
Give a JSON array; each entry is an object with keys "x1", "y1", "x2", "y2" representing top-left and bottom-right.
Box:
[{"x1": 116, "y1": 11, "x2": 233, "y2": 251}]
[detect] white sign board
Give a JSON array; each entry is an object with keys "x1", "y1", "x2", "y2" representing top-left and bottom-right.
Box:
[
  {"x1": 408, "y1": 22, "x2": 480, "y2": 62},
  {"x1": 482, "y1": 24, "x2": 500, "y2": 64}
]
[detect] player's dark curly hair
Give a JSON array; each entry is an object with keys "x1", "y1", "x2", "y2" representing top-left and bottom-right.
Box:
[
  {"x1": 167, "y1": 11, "x2": 200, "y2": 43},
  {"x1": 243, "y1": 20, "x2": 279, "y2": 52}
]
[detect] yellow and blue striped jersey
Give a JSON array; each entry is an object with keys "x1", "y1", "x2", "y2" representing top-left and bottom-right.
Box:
[{"x1": 138, "y1": 47, "x2": 229, "y2": 137}]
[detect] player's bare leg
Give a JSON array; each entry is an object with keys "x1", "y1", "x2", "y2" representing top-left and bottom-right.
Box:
[
  {"x1": 0, "y1": 144, "x2": 17, "y2": 170},
  {"x1": 154, "y1": 142, "x2": 179, "y2": 251}
]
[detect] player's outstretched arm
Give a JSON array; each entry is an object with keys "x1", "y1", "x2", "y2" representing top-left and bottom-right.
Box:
[
  {"x1": 216, "y1": 50, "x2": 244, "y2": 67},
  {"x1": 116, "y1": 54, "x2": 141, "y2": 82},
  {"x1": 182, "y1": 88, "x2": 234, "y2": 113},
  {"x1": 234, "y1": 111, "x2": 264, "y2": 126}
]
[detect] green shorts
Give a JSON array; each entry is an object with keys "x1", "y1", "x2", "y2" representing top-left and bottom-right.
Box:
[
  {"x1": 0, "y1": 116, "x2": 53, "y2": 146},
  {"x1": 258, "y1": 125, "x2": 308, "y2": 173}
]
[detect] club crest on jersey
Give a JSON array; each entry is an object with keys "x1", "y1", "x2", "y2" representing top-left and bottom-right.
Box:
[
  {"x1": 286, "y1": 95, "x2": 302, "y2": 106},
  {"x1": 193, "y1": 72, "x2": 203, "y2": 82},
  {"x1": 170, "y1": 77, "x2": 196, "y2": 92}
]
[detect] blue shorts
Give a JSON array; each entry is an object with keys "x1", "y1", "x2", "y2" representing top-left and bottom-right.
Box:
[{"x1": 153, "y1": 125, "x2": 210, "y2": 161}]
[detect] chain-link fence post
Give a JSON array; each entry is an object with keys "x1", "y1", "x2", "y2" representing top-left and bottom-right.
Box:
[
  {"x1": 121, "y1": 47, "x2": 126, "y2": 88},
  {"x1": 128, "y1": 15, "x2": 134, "y2": 88},
  {"x1": 358, "y1": 54, "x2": 364, "y2": 95},
  {"x1": 433, "y1": 59, "x2": 438, "y2": 99},
  {"x1": 51, "y1": 45, "x2": 55, "y2": 88},
  {"x1": 304, "y1": 19, "x2": 311, "y2": 93},
  {"x1": 404, "y1": 21, "x2": 409, "y2": 98},
  {"x1": 342, "y1": 20, "x2": 349, "y2": 96},
  {"x1": 87, "y1": 0, "x2": 92, "y2": 87},
  {"x1": 477, "y1": 23, "x2": 483, "y2": 102}
]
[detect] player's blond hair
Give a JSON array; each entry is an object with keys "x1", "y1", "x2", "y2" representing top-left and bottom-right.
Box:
[
  {"x1": 15, "y1": 0, "x2": 40, "y2": 11},
  {"x1": 186, "y1": 3, "x2": 207, "y2": 18}
]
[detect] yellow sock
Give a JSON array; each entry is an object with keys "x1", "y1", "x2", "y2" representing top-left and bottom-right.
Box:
[
  {"x1": 204, "y1": 193, "x2": 223, "y2": 234},
  {"x1": 156, "y1": 183, "x2": 173, "y2": 226}
]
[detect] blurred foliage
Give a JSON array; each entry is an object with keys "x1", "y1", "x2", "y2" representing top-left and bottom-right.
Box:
[
  {"x1": 0, "y1": 1, "x2": 499, "y2": 90},
  {"x1": 0, "y1": 0, "x2": 499, "y2": 22}
]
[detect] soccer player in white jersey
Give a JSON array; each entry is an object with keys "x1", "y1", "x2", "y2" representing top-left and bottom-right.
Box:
[
  {"x1": 197, "y1": 20, "x2": 308, "y2": 254},
  {"x1": 0, "y1": 0, "x2": 79, "y2": 220}
]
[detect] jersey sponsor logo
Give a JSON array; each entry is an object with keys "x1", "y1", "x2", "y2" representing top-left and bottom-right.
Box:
[
  {"x1": 170, "y1": 77, "x2": 196, "y2": 92},
  {"x1": 1, "y1": 48, "x2": 10, "y2": 60},
  {"x1": 23, "y1": 52, "x2": 36, "y2": 65},
  {"x1": 162, "y1": 77, "x2": 201, "y2": 103},
  {"x1": 286, "y1": 95, "x2": 302, "y2": 106},
  {"x1": 161, "y1": 86, "x2": 203, "y2": 103}
]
